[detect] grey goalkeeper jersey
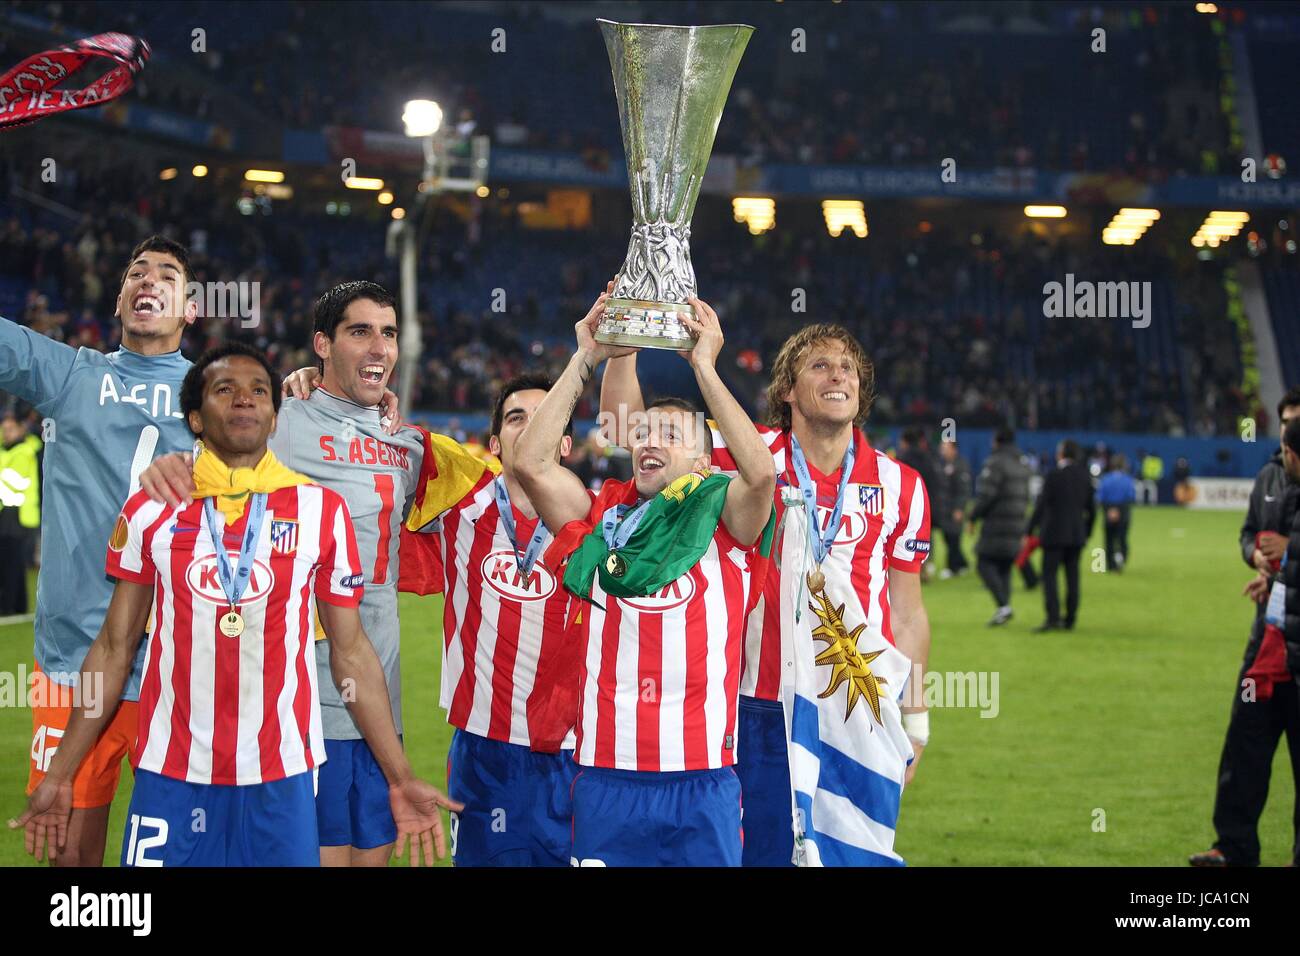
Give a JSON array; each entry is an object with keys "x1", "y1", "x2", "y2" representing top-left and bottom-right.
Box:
[{"x1": 269, "y1": 388, "x2": 425, "y2": 739}]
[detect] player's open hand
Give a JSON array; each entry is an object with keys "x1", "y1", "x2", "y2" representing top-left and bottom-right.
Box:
[
  {"x1": 9, "y1": 777, "x2": 73, "y2": 863},
  {"x1": 679, "y1": 297, "x2": 723, "y2": 369},
  {"x1": 140, "y1": 451, "x2": 196, "y2": 508},
  {"x1": 389, "y1": 778, "x2": 465, "y2": 866},
  {"x1": 1243, "y1": 573, "x2": 1270, "y2": 604}
]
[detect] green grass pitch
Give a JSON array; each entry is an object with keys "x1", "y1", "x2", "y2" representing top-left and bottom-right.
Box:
[{"x1": 0, "y1": 505, "x2": 1294, "y2": 866}]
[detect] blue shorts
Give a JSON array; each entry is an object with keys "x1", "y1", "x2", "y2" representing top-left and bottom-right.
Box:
[
  {"x1": 735, "y1": 695, "x2": 795, "y2": 867},
  {"x1": 570, "y1": 765, "x2": 743, "y2": 867},
  {"x1": 316, "y1": 736, "x2": 399, "y2": 850},
  {"x1": 446, "y1": 728, "x2": 578, "y2": 867},
  {"x1": 121, "y1": 768, "x2": 318, "y2": 867}
]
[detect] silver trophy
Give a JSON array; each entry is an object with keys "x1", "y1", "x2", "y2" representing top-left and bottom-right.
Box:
[{"x1": 596, "y1": 19, "x2": 754, "y2": 351}]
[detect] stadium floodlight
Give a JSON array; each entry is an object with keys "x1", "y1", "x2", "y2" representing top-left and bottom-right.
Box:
[
  {"x1": 1103, "y1": 208, "x2": 1158, "y2": 246},
  {"x1": 377, "y1": 191, "x2": 394, "y2": 205},
  {"x1": 344, "y1": 177, "x2": 384, "y2": 191},
  {"x1": 822, "y1": 200, "x2": 867, "y2": 238},
  {"x1": 1195, "y1": 2, "x2": 1218, "y2": 12},
  {"x1": 475, "y1": 185, "x2": 490, "y2": 198},
  {"x1": 732, "y1": 197, "x2": 775, "y2": 234},
  {"x1": 159, "y1": 168, "x2": 178, "y2": 181},
  {"x1": 1024, "y1": 205, "x2": 1067, "y2": 218},
  {"x1": 391, "y1": 207, "x2": 406, "y2": 220},
  {"x1": 402, "y1": 99, "x2": 443, "y2": 138},
  {"x1": 191, "y1": 164, "x2": 208, "y2": 177},
  {"x1": 244, "y1": 169, "x2": 285, "y2": 183},
  {"x1": 1193, "y1": 211, "x2": 1248, "y2": 248}
]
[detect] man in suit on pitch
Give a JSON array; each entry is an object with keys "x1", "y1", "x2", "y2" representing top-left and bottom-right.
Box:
[{"x1": 1026, "y1": 439, "x2": 1096, "y2": 632}]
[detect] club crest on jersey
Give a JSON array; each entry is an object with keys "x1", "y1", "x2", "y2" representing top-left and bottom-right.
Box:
[
  {"x1": 859, "y1": 483, "x2": 885, "y2": 516},
  {"x1": 269, "y1": 519, "x2": 298, "y2": 555},
  {"x1": 481, "y1": 550, "x2": 557, "y2": 602},
  {"x1": 185, "y1": 553, "x2": 275, "y2": 607},
  {"x1": 618, "y1": 575, "x2": 696, "y2": 613}
]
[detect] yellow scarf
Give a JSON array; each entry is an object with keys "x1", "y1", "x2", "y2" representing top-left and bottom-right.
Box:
[{"x1": 192, "y1": 443, "x2": 312, "y2": 524}]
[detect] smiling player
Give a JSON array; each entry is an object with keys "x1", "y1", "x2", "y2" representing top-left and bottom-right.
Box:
[
  {"x1": 602, "y1": 323, "x2": 932, "y2": 866},
  {"x1": 136, "y1": 280, "x2": 487, "y2": 866},
  {"x1": 516, "y1": 291, "x2": 775, "y2": 867},
  {"x1": 0, "y1": 236, "x2": 198, "y2": 866},
  {"x1": 14, "y1": 343, "x2": 457, "y2": 866}
]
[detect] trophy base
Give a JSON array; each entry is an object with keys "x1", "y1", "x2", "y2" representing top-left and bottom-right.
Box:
[{"x1": 595, "y1": 297, "x2": 696, "y2": 351}]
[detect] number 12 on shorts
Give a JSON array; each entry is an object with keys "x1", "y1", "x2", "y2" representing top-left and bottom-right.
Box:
[{"x1": 125, "y1": 815, "x2": 168, "y2": 867}]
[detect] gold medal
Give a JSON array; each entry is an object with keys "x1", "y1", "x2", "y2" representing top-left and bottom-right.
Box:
[
  {"x1": 219, "y1": 609, "x2": 245, "y2": 638},
  {"x1": 605, "y1": 552, "x2": 627, "y2": 578},
  {"x1": 807, "y1": 568, "x2": 826, "y2": 592}
]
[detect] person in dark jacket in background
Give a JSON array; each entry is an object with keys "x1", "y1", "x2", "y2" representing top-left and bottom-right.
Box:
[
  {"x1": 1098, "y1": 453, "x2": 1137, "y2": 572},
  {"x1": 937, "y1": 439, "x2": 972, "y2": 579},
  {"x1": 969, "y1": 427, "x2": 1032, "y2": 626},
  {"x1": 1191, "y1": 390, "x2": 1300, "y2": 867},
  {"x1": 1026, "y1": 438, "x2": 1096, "y2": 632}
]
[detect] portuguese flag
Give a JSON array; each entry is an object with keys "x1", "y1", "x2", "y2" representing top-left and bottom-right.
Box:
[{"x1": 561, "y1": 471, "x2": 774, "y2": 602}]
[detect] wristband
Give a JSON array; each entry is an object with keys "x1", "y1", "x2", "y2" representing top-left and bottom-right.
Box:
[{"x1": 901, "y1": 710, "x2": 930, "y2": 746}]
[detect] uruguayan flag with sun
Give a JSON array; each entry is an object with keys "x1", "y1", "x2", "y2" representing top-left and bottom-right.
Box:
[{"x1": 779, "y1": 500, "x2": 916, "y2": 866}]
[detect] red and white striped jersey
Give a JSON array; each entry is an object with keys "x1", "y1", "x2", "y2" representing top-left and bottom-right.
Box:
[
  {"x1": 105, "y1": 483, "x2": 364, "y2": 785},
  {"x1": 573, "y1": 479, "x2": 760, "y2": 772},
  {"x1": 711, "y1": 425, "x2": 930, "y2": 701},
  {"x1": 432, "y1": 472, "x2": 582, "y2": 749}
]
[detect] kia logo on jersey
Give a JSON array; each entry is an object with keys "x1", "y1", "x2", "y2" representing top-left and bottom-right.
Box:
[
  {"x1": 481, "y1": 551, "x2": 557, "y2": 602},
  {"x1": 816, "y1": 506, "x2": 869, "y2": 546},
  {"x1": 618, "y1": 575, "x2": 697, "y2": 613},
  {"x1": 185, "y1": 553, "x2": 276, "y2": 607}
]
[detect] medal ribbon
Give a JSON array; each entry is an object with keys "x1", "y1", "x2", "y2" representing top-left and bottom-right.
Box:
[
  {"x1": 493, "y1": 477, "x2": 549, "y2": 577},
  {"x1": 788, "y1": 434, "x2": 855, "y2": 568},
  {"x1": 601, "y1": 497, "x2": 653, "y2": 552},
  {"x1": 0, "y1": 33, "x2": 151, "y2": 131},
  {"x1": 202, "y1": 493, "x2": 268, "y2": 612}
]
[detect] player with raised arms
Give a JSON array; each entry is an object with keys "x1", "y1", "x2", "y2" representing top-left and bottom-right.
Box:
[
  {"x1": 601, "y1": 323, "x2": 933, "y2": 866},
  {"x1": 515, "y1": 290, "x2": 775, "y2": 866},
  {"x1": 12, "y1": 342, "x2": 457, "y2": 866}
]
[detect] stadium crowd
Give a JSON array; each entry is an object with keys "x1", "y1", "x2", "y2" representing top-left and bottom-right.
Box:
[
  {"x1": 3, "y1": 0, "x2": 1233, "y2": 177},
  {"x1": 0, "y1": 149, "x2": 1257, "y2": 438}
]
